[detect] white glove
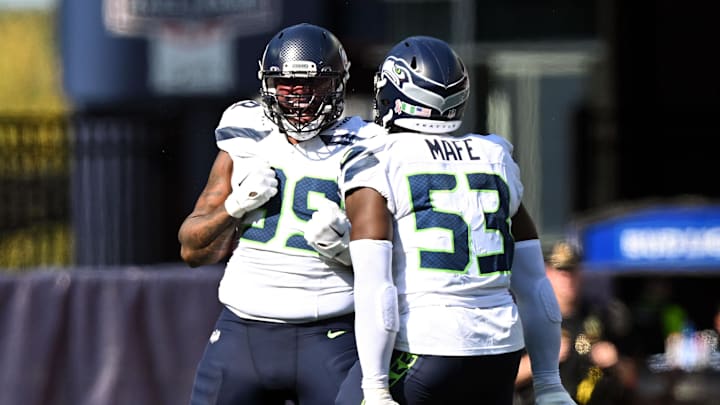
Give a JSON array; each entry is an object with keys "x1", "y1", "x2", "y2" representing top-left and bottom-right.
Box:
[
  {"x1": 362, "y1": 388, "x2": 399, "y2": 405},
  {"x1": 535, "y1": 390, "x2": 576, "y2": 405},
  {"x1": 303, "y1": 198, "x2": 351, "y2": 265},
  {"x1": 224, "y1": 162, "x2": 278, "y2": 218}
]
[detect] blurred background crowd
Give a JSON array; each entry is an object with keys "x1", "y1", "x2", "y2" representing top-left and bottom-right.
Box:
[{"x1": 1, "y1": 0, "x2": 719, "y2": 404}]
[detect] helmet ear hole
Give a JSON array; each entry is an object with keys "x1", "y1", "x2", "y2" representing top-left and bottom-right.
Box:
[{"x1": 411, "y1": 57, "x2": 417, "y2": 70}]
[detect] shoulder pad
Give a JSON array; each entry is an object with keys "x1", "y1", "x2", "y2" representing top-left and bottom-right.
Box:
[
  {"x1": 481, "y1": 133, "x2": 514, "y2": 154},
  {"x1": 356, "y1": 121, "x2": 387, "y2": 140},
  {"x1": 319, "y1": 116, "x2": 386, "y2": 145},
  {"x1": 215, "y1": 100, "x2": 271, "y2": 143}
]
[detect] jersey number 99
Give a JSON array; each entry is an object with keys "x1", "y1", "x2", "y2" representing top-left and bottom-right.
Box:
[{"x1": 240, "y1": 168, "x2": 340, "y2": 252}]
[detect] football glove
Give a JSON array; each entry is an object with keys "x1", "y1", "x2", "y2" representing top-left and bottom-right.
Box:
[
  {"x1": 224, "y1": 162, "x2": 278, "y2": 218},
  {"x1": 362, "y1": 388, "x2": 399, "y2": 405},
  {"x1": 303, "y1": 198, "x2": 351, "y2": 265}
]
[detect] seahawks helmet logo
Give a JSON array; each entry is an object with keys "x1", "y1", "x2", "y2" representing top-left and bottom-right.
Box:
[{"x1": 379, "y1": 56, "x2": 466, "y2": 114}]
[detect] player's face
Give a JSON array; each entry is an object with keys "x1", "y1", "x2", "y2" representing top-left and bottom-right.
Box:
[{"x1": 273, "y1": 78, "x2": 334, "y2": 124}]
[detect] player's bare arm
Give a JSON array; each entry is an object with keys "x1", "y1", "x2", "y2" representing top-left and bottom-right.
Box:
[
  {"x1": 511, "y1": 203, "x2": 539, "y2": 242},
  {"x1": 345, "y1": 187, "x2": 393, "y2": 241},
  {"x1": 178, "y1": 151, "x2": 238, "y2": 267}
]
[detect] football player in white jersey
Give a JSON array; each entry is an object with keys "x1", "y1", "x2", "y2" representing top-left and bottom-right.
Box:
[
  {"x1": 178, "y1": 23, "x2": 385, "y2": 405},
  {"x1": 335, "y1": 37, "x2": 576, "y2": 405}
]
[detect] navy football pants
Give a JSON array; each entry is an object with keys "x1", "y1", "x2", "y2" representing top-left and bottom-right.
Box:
[
  {"x1": 336, "y1": 349, "x2": 522, "y2": 405},
  {"x1": 190, "y1": 307, "x2": 357, "y2": 405}
]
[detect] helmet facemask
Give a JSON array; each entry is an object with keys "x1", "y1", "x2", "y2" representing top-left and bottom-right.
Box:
[
  {"x1": 257, "y1": 23, "x2": 350, "y2": 142},
  {"x1": 261, "y1": 74, "x2": 345, "y2": 141}
]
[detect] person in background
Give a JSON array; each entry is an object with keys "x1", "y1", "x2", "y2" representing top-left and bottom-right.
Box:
[
  {"x1": 514, "y1": 241, "x2": 636, "y2": 405},
  {"x1": 630, "y1": 278, "x2": 687, "y2": 358},
  {"x1": 334, "y1": 36, "x2": 573, "y2": 405},
  {"x1": 177, "y1": 23, "x2": 386, "y2": 405}
]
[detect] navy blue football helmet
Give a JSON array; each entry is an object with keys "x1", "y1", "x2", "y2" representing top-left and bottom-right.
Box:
[
  {"x1": 373, "y1": 36, "x2": 469, "y2": 134},
  {"x1": 258, "y1": 23, "x2": 351, "y2": 141}
]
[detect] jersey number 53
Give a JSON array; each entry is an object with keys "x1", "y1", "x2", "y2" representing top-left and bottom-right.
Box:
[{"x1": 408, "y1": 172, "x2": 514, "y2": 275}]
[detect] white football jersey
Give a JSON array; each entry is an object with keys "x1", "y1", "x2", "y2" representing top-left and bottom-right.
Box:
[
  {"x1": 339, "y1": 132, "x2": 525, "y2": 355},
  {"x1": 215, "y1": 99, "x2": 385, "y2": 323}
]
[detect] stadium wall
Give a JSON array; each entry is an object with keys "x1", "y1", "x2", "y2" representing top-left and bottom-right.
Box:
[{"x1": 0, "y1": 264, "x2": 223, "y2": 405}]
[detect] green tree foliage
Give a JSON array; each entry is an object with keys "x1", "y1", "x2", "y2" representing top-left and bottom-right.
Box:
[
  {"x1": 0, "y1": 10, "x2": 71, "y2": 270},
  {"x1": 0, "y1": 10, "x2": 67, "y2": 113}
]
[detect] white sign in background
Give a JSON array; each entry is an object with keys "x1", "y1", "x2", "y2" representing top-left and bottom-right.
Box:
[
  {"x1": 102, "y1": 0, "x2": 281, "y2": 95},
  {"x1": 149, "y1": 38, "x2": 234, "y2": 95},
  {"x1": 620, "y1": 227, "x2": 720, "y2": 260}
]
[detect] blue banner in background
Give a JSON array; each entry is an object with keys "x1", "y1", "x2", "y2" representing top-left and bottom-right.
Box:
[{"x1": 580, "y1": 205, "x2": 720, "y2": 273}]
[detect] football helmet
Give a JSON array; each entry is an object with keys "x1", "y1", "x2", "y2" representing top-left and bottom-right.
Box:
[
  {"x1": 258, "y1": 23, "x2": 350, "y2": 141},
  {"x1": 373, "y1": 36, "x2": 469, "y2": 134}
]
